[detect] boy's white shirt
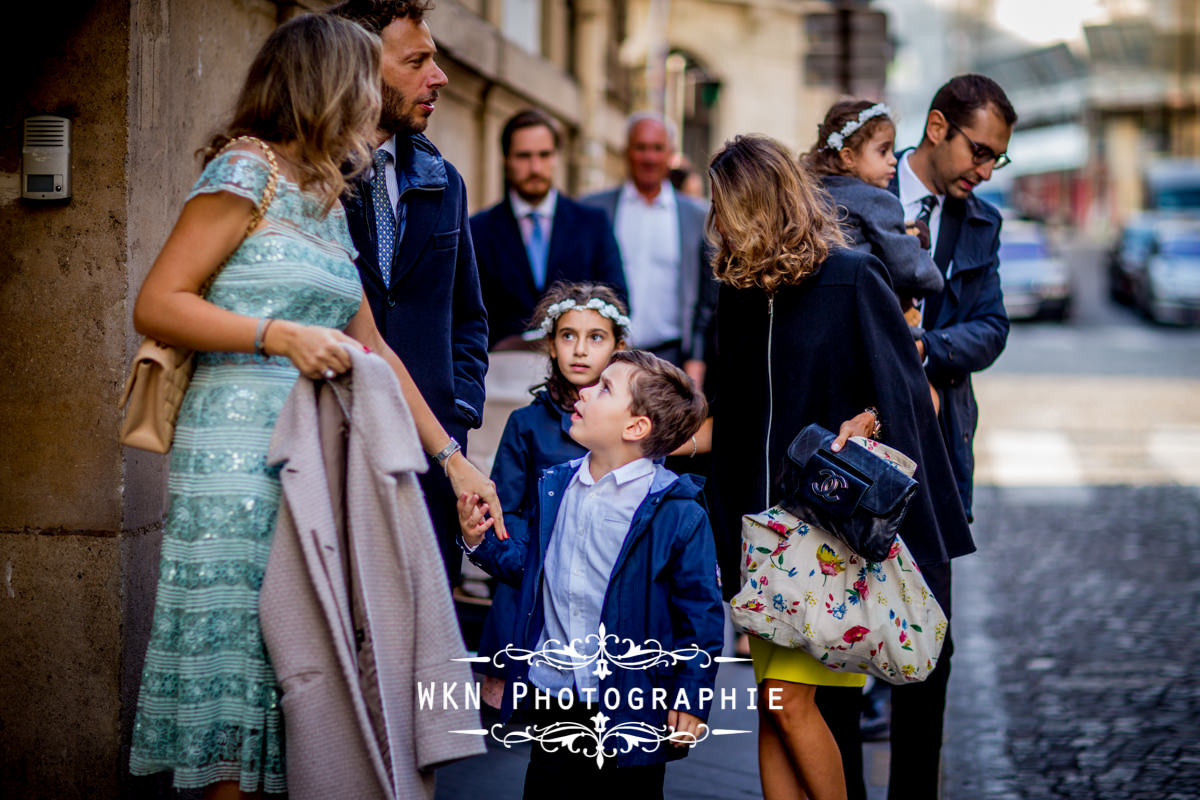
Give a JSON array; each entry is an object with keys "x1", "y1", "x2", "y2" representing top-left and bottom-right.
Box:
[{"x1": 530, "y1": 454, "x2": 657, "y2": 693}]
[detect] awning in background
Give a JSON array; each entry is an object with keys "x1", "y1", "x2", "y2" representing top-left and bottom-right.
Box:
[{"x1": 1006, "y1": 123, "x2": 1089, "y2": 177}]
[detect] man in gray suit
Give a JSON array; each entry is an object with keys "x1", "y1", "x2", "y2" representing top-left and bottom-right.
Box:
[{"x1": 582, "y1": 111, "x2": 715, "y2": 388}]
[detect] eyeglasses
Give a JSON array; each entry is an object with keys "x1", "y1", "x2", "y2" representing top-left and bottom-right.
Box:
[{"x1": 946, "y1": 119, "x2": 1011, "y2": 170}]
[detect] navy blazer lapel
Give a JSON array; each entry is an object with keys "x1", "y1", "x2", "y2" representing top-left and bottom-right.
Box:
[
  {"x1": 544, "y1": 196, "x2": 574, "y2": 287},
  {"x1": 345, "y1": 185, "x2": 387, "y2": 297},
  {"x1": 387, "y1": 135, "x2": 449, "y2": 286},
  {"x1": 926, "y1": 198, "x2": 964, "y2": 327},
  {"x1": 388, "y1": 189, "x2": 441, "y2": 286}
]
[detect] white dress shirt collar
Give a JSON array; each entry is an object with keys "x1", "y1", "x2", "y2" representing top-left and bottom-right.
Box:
[
  {"x1": 573, "y1": 453, "x2": 655, "y2": 488},
  {"x1": 898, "y1": 150, "x2": 941, "y2": 210},
  {"x1": 898, "y1": 150, "x2": 945, "y2": 261},
  {"x1": 619, "y1": 179, "x2": 676, "y2": 211},
  {"x1": 379, "y1": 134, "x2": 398, "y2": 161},
  {"x1": 510, "y1": 188, "x2": 558, "y2": 221}
]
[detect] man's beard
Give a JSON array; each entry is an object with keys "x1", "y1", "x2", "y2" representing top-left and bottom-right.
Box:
[
  {"x1": 512, "y1": 175, "x2": 552, "y2": 204},
  {"x1": 380, "y1": 82, "x2": 425, "y2": 136}
]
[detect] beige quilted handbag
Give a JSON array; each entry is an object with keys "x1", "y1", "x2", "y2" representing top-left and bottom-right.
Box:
[{"x1": 118, "y1": 136, "x2": 278, "y2": 453}]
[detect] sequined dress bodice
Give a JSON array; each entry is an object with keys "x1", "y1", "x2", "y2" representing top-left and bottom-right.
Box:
[{"x1": 129, "y1": 148, "x2": 362, "y2": 792}]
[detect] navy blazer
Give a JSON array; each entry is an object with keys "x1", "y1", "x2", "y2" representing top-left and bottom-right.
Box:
[
  {"x1": 471, "y1": 193, "x2": 628, "y2": 347},
  {"x1": 464, "y1": 460, "x2": 725, "y2": 768},
  {"x1": 342, "y1": 134, "x2": 489, "y2": 440},
  {"x1": 490, "y1": 391, "x2": 586, "y2": 518},
  {"x1": 888, "y1": 154, "x2": 1009, "y2": 519}
]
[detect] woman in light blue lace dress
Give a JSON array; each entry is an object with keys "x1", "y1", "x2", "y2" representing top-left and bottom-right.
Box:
[{"x1": 128, "y1": 15, "x2": 504, "y2": 799}]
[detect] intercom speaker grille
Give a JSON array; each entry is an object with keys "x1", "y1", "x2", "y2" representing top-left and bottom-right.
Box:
[{"x1": 24, "y1": 117, "x2": 69, "y2": 149}]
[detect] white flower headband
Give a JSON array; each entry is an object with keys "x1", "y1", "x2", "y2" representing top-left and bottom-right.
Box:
[
  {"x1": 523, "y1": 297, "x2": 631, "y2": 341},
  {"x1": 825, "y1": 103, "x2": 892, "y2": 151}
]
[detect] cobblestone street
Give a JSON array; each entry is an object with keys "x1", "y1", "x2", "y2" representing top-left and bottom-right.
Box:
[
  {"x1": 942, "y1": 484, "x2": 1200, "y2": 800},
  {"x1": 939, "y1": 243, "x2": 1200, "y2": 799}
]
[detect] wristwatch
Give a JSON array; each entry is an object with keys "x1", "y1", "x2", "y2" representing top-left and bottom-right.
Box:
[{"x1": 431, "y1": 437, "x2": 461, "y2": 471}]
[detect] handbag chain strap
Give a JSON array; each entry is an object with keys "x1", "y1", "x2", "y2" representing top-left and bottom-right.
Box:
[{"x1": 199, "y1": 135, "x2": 281, "y2": 296}]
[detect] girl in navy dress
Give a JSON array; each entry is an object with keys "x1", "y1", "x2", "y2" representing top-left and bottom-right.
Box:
[{"x1": 477, "y1": 281, "x2": 630, "y2": 707}]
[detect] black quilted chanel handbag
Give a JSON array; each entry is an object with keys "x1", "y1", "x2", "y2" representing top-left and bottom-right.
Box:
[{"x1": 776, "y1": 424, "x2": 919, "y2": 562}]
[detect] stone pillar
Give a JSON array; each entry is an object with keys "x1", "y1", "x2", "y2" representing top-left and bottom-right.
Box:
[
  {"x1": 0, "y1": 1, "x2": 275, "y2": 797},
  {"x1": 573, "y1": 0, "x2": 615, "y2": 193}
]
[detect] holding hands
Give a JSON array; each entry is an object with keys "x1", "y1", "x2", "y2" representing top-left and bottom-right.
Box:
[
  {"x1": 457, "y1": 491, "x2": 498, "y2": 548},
  {"x1": 666, "y1": 709, "x2": 707, "y2": 749}
]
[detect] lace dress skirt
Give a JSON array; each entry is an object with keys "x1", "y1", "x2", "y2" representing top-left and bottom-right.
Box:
[{"x1": 129, "y1": 148, "x2": 362, "y2": 792}]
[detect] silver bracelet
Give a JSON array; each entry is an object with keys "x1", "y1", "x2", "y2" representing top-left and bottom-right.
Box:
[
  {"x1": 254, "y1": 317, "x2": 274, "y2": 356},
  {"x1": 432, "y1": 437, "x2": 461, "y2": 473}
]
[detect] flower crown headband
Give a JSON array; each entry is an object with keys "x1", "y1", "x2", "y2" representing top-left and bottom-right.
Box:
[
  {"x1": 824, "y1": 103, "x2": 892, "y2": 151},
  {"x1": 523, "y1": 297, "x2": 631, "y2": 341}
]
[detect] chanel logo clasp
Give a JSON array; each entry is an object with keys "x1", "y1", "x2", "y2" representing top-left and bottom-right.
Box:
[{"x1": 811, "y1": 469, "x2": 849, "y2": 502}]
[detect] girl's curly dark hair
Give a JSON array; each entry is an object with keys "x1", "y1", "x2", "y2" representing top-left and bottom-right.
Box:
[
  {"x1": 801, "y1": 98, "x2": 895, "y2": 179},
  {"x1": 527, "y1": 281, "x2": 629, "y2": 411}
]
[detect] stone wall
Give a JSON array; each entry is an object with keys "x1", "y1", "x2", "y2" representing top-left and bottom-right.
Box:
[{"x1": 0, "y1": 1, "x2": 276, "y2": 796}]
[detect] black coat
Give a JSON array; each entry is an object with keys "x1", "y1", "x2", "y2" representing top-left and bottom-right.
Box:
[
  {"x1": 709, "y1": 248, "x2": 973, "y2": 597},
  {"x1": 470, "y1": 193, "x2": 627, "y2": 347}
]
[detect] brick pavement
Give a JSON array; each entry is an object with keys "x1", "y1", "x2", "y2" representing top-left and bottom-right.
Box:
[{"x1": 941, "y1": 484, "x2": 1200, "y2": 800}]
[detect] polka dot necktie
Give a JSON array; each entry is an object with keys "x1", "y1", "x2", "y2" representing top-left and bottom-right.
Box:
[{"x1": 371, "y1": 148, "x2": 395, "y2": 287}]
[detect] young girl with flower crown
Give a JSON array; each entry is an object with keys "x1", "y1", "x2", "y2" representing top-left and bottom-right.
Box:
[
  {"x1": 803, "y1": 99, "x2": 944, "y2": 312},
  {"x1": 475, "y1": 281, "x2": 630, "y2": 706},
  {"x1": 804, "y1": 99, "x2": 945, "y2": 413}
]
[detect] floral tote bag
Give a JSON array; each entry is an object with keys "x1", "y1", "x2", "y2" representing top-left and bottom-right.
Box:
[{"x1": 729, "y1": 504, "x2": 948, "y2": 684}]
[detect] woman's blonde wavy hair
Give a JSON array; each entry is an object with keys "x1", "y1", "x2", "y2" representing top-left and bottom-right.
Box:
[
  {"x1": 707, "y1": 135, "x2": 847, "y2": 294},
  {"x1": 201, "y1": 14, "x2": 381, "y2": 214}
]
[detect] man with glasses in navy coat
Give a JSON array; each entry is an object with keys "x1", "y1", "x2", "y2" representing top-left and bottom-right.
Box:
[{"x1": 818, "y1": 74, "x2": 1017, "y2": 800}]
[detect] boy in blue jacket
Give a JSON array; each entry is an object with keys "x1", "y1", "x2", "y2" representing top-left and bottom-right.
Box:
[{"x1": 457, "y1": 350, "x2": 724, "y2": 799}]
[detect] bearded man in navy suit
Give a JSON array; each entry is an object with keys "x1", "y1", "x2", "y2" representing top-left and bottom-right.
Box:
[{"x1": 471, "y1": 109, "x2": 628, "y2": 350}]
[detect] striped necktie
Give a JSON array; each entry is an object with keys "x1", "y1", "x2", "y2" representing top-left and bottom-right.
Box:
[
  {"x1": 916, "y1": 194, "x2": 937, "y2": 225},
  {"x1": 371, "y1": 149, "x2": 395, "y2": 287}
]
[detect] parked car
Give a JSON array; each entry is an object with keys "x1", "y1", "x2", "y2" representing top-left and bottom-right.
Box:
[
  {"x1": 1108, "y1": 213, "x2": 1157, "y2": 305},
  {"x1": 999, "y1": 220, "x2": 1071, "y2": 321},
  {"x1": 1135, "y1": 220, "x2": 1200, "y2": 325}
]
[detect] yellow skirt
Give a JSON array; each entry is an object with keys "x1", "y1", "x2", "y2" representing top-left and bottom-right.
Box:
[{"x1": 749, "y1": 636, "x2": 868, "y2": 688}]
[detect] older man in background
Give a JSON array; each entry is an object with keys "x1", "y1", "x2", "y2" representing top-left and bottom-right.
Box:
[{"x1": 582, "y1": 111, "x2": 715, "y2": 387}]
